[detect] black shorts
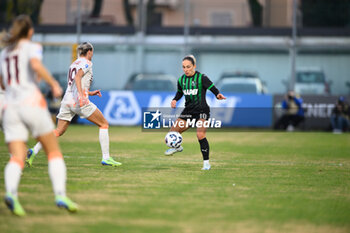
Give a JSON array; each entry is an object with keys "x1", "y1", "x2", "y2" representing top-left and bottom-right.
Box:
[{"x1": 179, "y1": 108, "x2": 210, "y2": 121}]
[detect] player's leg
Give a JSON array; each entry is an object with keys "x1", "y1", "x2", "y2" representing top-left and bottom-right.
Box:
[
  {"x1": 28, "y1": 104, "x2": 77, "y2": 212},
  {"x1": 164, "y1": 118, "x2": 189, "y2": 156},
  {"x1": 55, "y1": 119, "x2": 71, "y2": 136},
  {"x1": 4, "y1": 141, "x2": 27, "y2": 216},
  {"x1": 196, "y1": 119, "x2": 210, "y2": 170},
  {"x1": 87, "y1": 108, "x2": 122, "y2": 167},
  {"x1": 171, "y1": 118, "x2": 190, "y2": 134},
  {"x1": 26, "y1": 120, "x2": 70, "y2": 166},
  {"x1": 37, "y1": 132, "x2": 78, "y2": 212},
  {"x1": 27, "y1": 106, "x2": 72, "y2": 166},
  {"x1": 3, "y1": 106, "x2": 27, "y2": 216}
]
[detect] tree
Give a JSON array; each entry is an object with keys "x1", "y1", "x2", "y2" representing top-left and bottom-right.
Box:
[
  {"x1": 301, "y1": 0, "x2": 350, "y2": 27},
  {"x1": 147, "y1": 0, "x2": 157, "y2": 26},
  {"x1": 123, "y1": 0, "x2": 159, "y2": 27},
  {"x1": 248, "y1": 0, "x2": 262, "y2": 27},
  {"x1": 123, "y1": 0, "x2": 134, "y2": 26},
  {"x1": 91, "y1": 0, "x2": 103, "y2": 18},
  {"x1": 0, "y1": 0, "x2": 43, "y2": 24},
  {"x1": 30, "y1": 0, "x2": 43, "y2": 24},
  {"x1": 0, "y1": 0, "x2": 7, "y2": 23}
]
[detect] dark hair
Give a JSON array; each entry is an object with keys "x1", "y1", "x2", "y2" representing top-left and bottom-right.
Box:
[
  {"x1": 183, "y1": 54, "x2": 196, "y2": 65},
  {"x1": 2, "y1": 15, "x2": 33, "y2": 46},
  {"x1": 77, "y1": 42, "x2": 94, "y2": 56}
]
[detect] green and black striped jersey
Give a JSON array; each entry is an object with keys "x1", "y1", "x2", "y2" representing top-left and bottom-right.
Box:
[{"x1": 173, "y1": 71, "x2": 219, "y2": 112}]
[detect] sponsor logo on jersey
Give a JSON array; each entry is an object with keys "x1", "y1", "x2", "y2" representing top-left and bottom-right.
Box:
[
  {"x1": 85, "y1": 64, "x2": 89, "y2": 68},
  {"x1": 183, "y1": 89, "x2": 198, "y2": 95},
  {"x1": 36, "y1": 49, "x2": 43, "y2": 56}
]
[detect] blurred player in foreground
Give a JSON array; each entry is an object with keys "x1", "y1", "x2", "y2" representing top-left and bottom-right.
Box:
[
  {"x1": 0, "y1": 15, "x2": 78, "y2": 216},
  {"x1": 0, "y1": 85, "x2": 4, "y2": 126},
  {"x1": 165, "y1": 55, "x2": 226, "y2": 170},
  {"x1": 27, "y1": 42, "x2": 122, "y2": 167}
]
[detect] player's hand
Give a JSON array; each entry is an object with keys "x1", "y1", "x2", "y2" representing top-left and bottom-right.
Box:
[
  {"x1": 171, "y1": 100, "x2": 177, "y2": 108},
  {"x1": 78, "y1": 96, "x2": 89, "y2": 107},
  {"x1": 216, "y1": 93, "x2": 226, "y2": 100},
  {"x1": 51, "y1": 81, "x2": 63, "y2": 98},
  {"x1": 89, "y1": 90, "x2": 102, "y2": 97}
]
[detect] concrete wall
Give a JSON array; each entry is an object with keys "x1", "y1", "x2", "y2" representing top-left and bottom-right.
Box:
[{"x1": 41, "y1": 44, "x2": 350, "y2": 95}]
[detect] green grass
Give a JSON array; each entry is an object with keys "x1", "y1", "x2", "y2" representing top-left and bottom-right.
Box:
[{"x1": 0, "y1": 126, "x2": 350, "y2": 233}]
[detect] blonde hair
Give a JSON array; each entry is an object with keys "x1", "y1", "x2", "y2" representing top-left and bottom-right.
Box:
[
  {"x1": 183, "y1": 54, "x2": 196, "y2": 65},
  {"x1": 77, "y1": 42, "x2": 94, "y2": 56},
  {"x1": 0, "y1": 30, "x2": 6, "y2": 48},
  {"x1": 2, "y1": 15, "x2": 33, "y2": 47}
]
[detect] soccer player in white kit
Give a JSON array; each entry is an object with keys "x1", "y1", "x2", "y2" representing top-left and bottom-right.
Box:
[
  {"x1": 26, "y1": 42, "x2": 122, "y2": 167},
  {"x1": 0, "y1": 15, "x2": 78, "y2": 216},
  {"x1": 0, "y1": 85, "x2": 4, "y2": 126}
]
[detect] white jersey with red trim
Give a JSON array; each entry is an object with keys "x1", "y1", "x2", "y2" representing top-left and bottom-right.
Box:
[
  {"x1": 0, "y1": 40, "x2": 43, "y2": 105},
  {"x1": 61, "y1": 57, "x2": 93, "y2": 107}
]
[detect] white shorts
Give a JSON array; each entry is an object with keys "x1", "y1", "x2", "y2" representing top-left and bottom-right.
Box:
[
  {"x1": 57, "y1": 102, "x2": 97, "y2": 121},
  {"x1": 3, "y1": 104, "x2": 54, "y2": 143},
  {"x1": 0, "y1": 93, "x2": 4, "y2": 125}
]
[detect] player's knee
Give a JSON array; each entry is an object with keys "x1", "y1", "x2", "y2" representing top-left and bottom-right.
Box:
[
  {"x1": 196, "y1": 131, "x2": 206, "y2": 140},
  {"x1": 100, "y1": 121, "x2": 109, "y2": 129},
  {"x1": 47, "y1": 151, "x2": 63, "y2": 161},
  {"x1": 53, "y1": 129, "x2": 60, "y2": 137},
  {"x1": 55, "y1": 129, "x2": 65, "y2": 137},
  {"x1": 170, "y1": 126, "x2": 180, "y2": 132}
]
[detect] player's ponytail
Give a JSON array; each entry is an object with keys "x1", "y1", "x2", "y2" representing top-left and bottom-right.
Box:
[
  {"x1": 183, "y1": 54, "x2": 196, "y2": 66},
  {"x1": 2, "y1": 15, "x2": 33, "y2": 47},
  {"x1": 77, "y1": 42, "x2": 94, "y2": 56}
]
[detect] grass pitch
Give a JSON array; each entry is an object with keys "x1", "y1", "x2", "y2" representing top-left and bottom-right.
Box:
[{"x1": 0, "y1": 126, "x2": 349, "y2": 233}]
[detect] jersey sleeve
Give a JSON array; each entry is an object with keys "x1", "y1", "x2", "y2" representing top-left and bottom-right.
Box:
[
  {"x1": 173, "y1": 78, "x2": 183, "y2": 101},
  {"x1": 28, "y1": 43, "x2": 43, "y2": 61},
  {"x1": 0, "y1": 51, "x2": 3, "y2": 75},
  {"x1": 202, "y1": 74, "x2": 219, "y2": 96},
  {"x1": 77, "y1": 60, "x2": 92, "y2": 74}
]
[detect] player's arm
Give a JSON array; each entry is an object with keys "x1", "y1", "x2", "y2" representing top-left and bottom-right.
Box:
[
  {"x1": 0, "y1": 74, "x2": 5, "y2": 90},
  {"x1": 171, "y1": 81, "x2": 183, "y2": 108},
  {"x1": 202, "y1": 75, "x2": 226, "y2": 100},
  {"x1": 30, "y1": 58, "x2": 62, "y2": 98},
  {"x1": 0, "y1": 60, "x2": 4, "y2": 90},
  {"x1": 74, "y1": 69, "x2": 89, "y2": 106},
  {"x1": 88, "y1": 89, "x2": 102, "y2": 97}
]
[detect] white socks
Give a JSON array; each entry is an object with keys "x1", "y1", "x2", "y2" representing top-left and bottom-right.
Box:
[
  {"x1": 203, "y1": 160, "x2": 210, "y2": 166},
  {"x1": 33, "y1": 128, "x2": 110, "y2": 161},
  {"x1": 5, "y1": 155, "x2": 67, "y2": 198},
  {"x1": 4, "y1": 162, "x2": 22, "y2": 197},
  {"x1": 99, "y1": 128, "x2": 110, "y2": 160},
  {"x1": 33, "y1": 142, "x2": 42, "y2": 155},
  {"x1": 48, "y1": 158, "x2": 66, "y2": 197}
]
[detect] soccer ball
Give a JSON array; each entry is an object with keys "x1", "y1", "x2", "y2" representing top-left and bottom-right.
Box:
[{"x1": 165, "y1": 131, "x2": 183, "y2": 148}]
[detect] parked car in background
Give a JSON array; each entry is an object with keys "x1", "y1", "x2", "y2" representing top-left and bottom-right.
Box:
[
  {"x1": 220, "y1": 71, "x2": 259, "y2": 79},
  {"x1": 124, "y1": 73, "x2": 177, "y2": 92},
  {"x1": 216, "y1": 71, "x2": 268, "y2": 94},
  {"x1": 294, "y1": 68, "x2": 331, "y2": 95},
  {"x1": 216, "y1": 77, "x2": 267, "y2": 94}
]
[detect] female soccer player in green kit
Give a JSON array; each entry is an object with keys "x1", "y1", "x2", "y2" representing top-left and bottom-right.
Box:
[{"x1": 165, "y1": 55, "x2": 226, "y2": 170}]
